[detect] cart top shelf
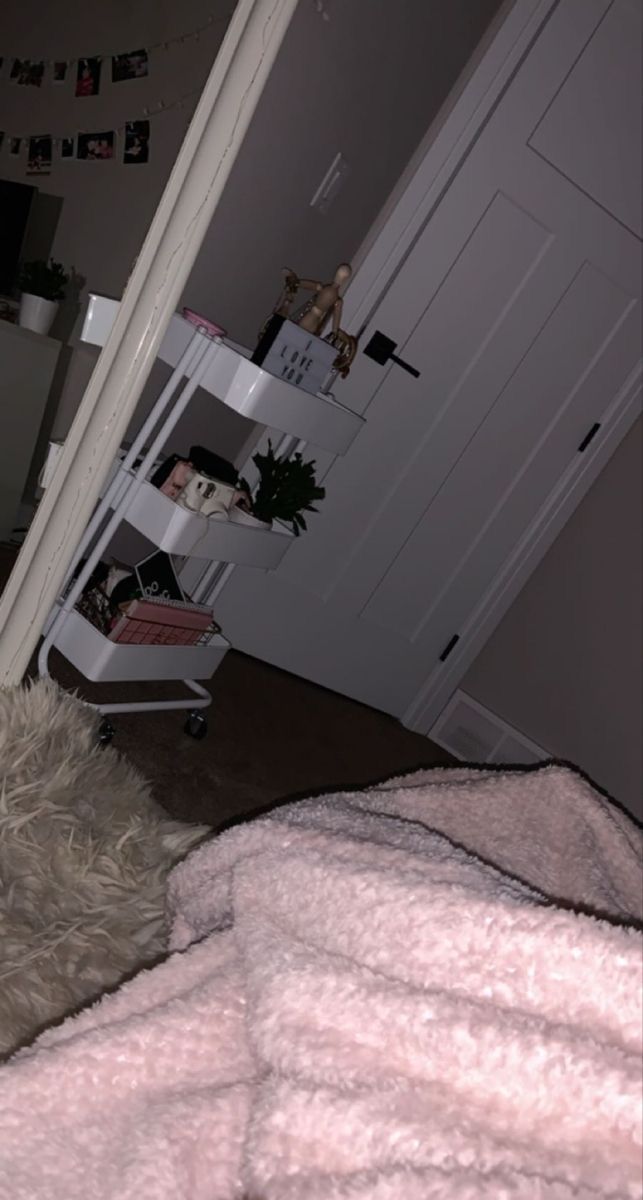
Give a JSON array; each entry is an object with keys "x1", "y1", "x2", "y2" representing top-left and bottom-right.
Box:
[{"x1": 81, "y1": 294, "x2": 364, "y2": 457}]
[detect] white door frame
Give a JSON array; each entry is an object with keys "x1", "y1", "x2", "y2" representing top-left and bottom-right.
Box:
[{"x1": 0, "y1": 0, "x2": 300, "y2": 685}]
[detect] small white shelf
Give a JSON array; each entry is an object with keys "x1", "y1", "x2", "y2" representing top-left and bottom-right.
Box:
[
  {"x1": 120, "y1": 473, "x2": 293, "y2": 567},
  {"x1": 51, "y1": 608, "x2": 229, "y2": 683},
  {"x1": 82, "y1": 294, "x2": 364, "y2": 456},
  {"x1": 40, "y1": 293, "x2": 367, "y2": 719}
]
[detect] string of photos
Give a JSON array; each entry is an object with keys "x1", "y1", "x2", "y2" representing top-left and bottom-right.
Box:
[
  {"x1": 0, "y1": 87, "x2": 204, "y2": 172},
  {"x1": 0, "y1": 7, "x2": 233, "y2": 172},
  {"x1": 0, "y1": 8, "x2": 232, "y2": 89}
]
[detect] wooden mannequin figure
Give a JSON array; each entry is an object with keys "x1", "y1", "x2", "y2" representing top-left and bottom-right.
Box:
[
  {"x1": 256, "y1": 261, "x2": 357, "y2": 380},
  {"x1": 295, "y1": 263, "x2": 352, "y2": 337}
]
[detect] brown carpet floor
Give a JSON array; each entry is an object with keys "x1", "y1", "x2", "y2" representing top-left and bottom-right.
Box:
[{"x1": 1, "y1": 544, "x2": 451, "y2": 828}]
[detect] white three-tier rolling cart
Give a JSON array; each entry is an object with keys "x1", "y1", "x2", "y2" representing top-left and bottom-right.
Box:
[{"x1": 36, "y1": 295, "x2": 364, "y2": 742}]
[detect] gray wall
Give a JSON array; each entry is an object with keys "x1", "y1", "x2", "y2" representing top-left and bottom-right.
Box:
[
  {"x1": 0, "y1": 0, "x2": 228, "y2": 314},
  {"x1": 184, "y1": 0, "x2": 505, "y2": 347},
  {"x1": 0, "y1": 0, "x2": 239, "y2": 469},
  {"x1": 1, "y1": 0, "x2": 503, "y2": 467},
  {"x1": 463, "y1": 417, "x2": 643, "y2": 820}
]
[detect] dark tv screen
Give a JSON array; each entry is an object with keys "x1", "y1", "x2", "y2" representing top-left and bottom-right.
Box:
[{"x1": 0, "y1": 179, "x2": 36, "y2": 294}]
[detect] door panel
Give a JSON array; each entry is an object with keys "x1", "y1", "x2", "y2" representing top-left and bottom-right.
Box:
[
  {"x1": 320, "y1": 191, "x2": 556, "y2": 611},
  {"x1": 214, "y1": 0, "x2": 642, "y2": 720},
  {"x1": 437, "y1": 305, "x2": 640, "y2": 623},
  {"x1": 275, "y1": 190, "x2": 553, "y2": 601},
  {"x1": 367, "y1": 262, "x2": 636, "y2": 636}
]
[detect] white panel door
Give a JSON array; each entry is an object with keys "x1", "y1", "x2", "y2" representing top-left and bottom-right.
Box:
[{"x1": 214, "y1": 0, "x2": 642, "y2": 719}]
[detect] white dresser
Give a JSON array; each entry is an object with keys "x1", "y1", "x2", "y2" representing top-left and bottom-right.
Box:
[{"x1": 0, "y1": 319, "x2": 61, "y2": 542}]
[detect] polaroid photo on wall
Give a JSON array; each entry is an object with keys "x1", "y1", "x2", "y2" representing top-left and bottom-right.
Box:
[
  {"x1": 75, "y1": 57, "x2": 101, "y2": 97},
  {"x1": 61, "y1": 137, "x2": 75, "y2": 159},
  {"x1": 27, "y1": 135, "x2": 52, "y2": 176},
  {"x1": 123, "y1": 120, "x2": 149, "y2": 165},
  {"x1": 112, "y1": 49, "x2": 148, "y2": 82},
  {"x1": 77, "y1": 131, "x2": 114, "y2": 160},
  {"x1": 10, "y1": 59, "x2": 44, "y2": 87},
  {"x1": 53, "y1": 61, "x2": 68, "y2": 84}
]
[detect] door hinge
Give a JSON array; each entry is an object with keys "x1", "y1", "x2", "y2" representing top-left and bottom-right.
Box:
[
  {"x1": 439, "y1": 634, "x2": 460, "y2": 662},
  {"x1": 578, "y1": 422, "x2": 601, "y2": 453}
]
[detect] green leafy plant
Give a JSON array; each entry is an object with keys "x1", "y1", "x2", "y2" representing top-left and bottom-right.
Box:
[
  {"x1": 241, "y1": 440, "x2": 325, "y2": 536},
  {"x1": 18, "y1": 258, "x2": 69, "y2": 302}
]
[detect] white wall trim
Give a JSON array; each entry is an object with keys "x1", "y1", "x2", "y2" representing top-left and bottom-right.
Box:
[
  {"x1": 0, "y1": 0, "x2": 300, "y2": 685},
  {"x1": 343, "y1": 0, "x2": 560, "y2": 337},
  {"x1": 404, "y1": 361, "x2": 642, "y2": 733},
  {"x1": 429, "y1": 688, "x2": 549, "y2": 763}
]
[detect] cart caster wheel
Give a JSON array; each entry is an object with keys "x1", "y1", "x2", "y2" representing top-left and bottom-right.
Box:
[
  {"x1": 184, "y1": 711, "x2": 207, "y2": 740},
  {"x1": 98, "y1": 718, "x2": 115, "y2": 746}
]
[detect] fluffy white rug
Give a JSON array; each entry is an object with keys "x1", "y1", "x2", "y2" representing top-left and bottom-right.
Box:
[{"x1": 0, "y1": 679, "x2": 209, "y2": 1058}]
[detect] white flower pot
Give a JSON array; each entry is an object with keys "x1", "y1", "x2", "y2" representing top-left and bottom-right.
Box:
[
  {"x1": 229, "y1": 506, "x2": 272, "y2": 531},
  {"x1": 18, "y1": 293, "x2": 59, "y2": 336}
]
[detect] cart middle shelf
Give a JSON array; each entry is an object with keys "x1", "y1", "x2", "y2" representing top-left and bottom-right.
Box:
[{"x1": 117, "y1": 470, "x2": 293, "y2": 568}]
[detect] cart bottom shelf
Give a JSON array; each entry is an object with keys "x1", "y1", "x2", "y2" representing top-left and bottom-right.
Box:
[{"x1": 50, "y1": 608, "x2": 229, "y2": 682}]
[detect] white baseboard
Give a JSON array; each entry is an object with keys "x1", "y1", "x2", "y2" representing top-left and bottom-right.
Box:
[{"x1": 430, "y1": 689, "x2": 548, "y2": 765}]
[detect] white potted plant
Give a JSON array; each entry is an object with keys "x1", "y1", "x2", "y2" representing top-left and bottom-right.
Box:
[
  {"x1": 232, "y1": 440, "x2": 325, "y2": 534},
  {"x1": 17, "y1": 258, "x2": 69, "y2": 336}
]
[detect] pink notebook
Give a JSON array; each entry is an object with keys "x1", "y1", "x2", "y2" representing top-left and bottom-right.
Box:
[{"x1": 109, "y1": 598, "x2": 216, "y2": 646}]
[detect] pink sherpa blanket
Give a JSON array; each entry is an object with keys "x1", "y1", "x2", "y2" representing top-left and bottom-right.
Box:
[{"x1": 0, "y1": 764, "x2": 641, "y2": 1199}]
